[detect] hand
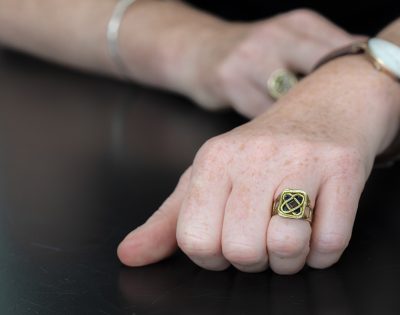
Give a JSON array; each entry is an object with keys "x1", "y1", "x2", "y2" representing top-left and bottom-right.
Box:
[
  {"x1": 185, "y1": 9, "x2": 363, "y2": 118},
  {"x1": 117, "y1": 55, "x2": 400, "y2": 274}
]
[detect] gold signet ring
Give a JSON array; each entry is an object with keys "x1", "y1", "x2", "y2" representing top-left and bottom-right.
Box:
[
  {"x1": 272, "y1": 189, "x2": 313, "y2": 222},
  {"x1": 267, "y1": 69, "x2": 298, "y2": 100}
]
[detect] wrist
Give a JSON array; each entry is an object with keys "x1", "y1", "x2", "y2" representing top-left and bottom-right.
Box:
[
  {"x1": 282, "y1": 54, "x2": 400, "y2": 161},
  {"x1": 326, "y1": 55, "x2": 400, "y2": 155},
  {"x1": 117, "y1": 0, "x2": 232, "y2": 100}
]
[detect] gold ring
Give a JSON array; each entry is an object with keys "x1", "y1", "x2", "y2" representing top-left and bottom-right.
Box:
[
  {"x1": 272, "y1": 189, "x2": 313, "y2": 222},
  {"x1": 267, "y1": 69, "x2": 298, "y2": 100}
]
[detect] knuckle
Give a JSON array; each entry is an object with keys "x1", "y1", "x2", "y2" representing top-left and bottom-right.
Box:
[
  {"x1": 223, "y1": 241, "x2": 266, "y2": 266},
  {"x1": 199, "y1": 136, "x2": 224, "y2": 156},
  {"x1": 250, "y1": 20, "x2": 283, "y2": 44},
  {"x1": 215, "y1": 39, "x2": 257, "y2": 88},
  {"x1": 243, "y1": 136, "x2": 277, "y2": 161},
  {"x1": 177, "y1": 230, "x2": 219, "y2": 257},
  {"x1": 288, "y1": 8, "x2": 319, "y2": 22},
  {"x1": 312, "y1": 233, "x2": 349, "y2": 254},
  {"x1": 329, "y1": 146, "x2": 366, "y2": 179},
  {"x1": 233, "y1": 41, "x2": 260, "y2": 62},
  {"x1": 268, "y1": 234, "x2": 307, "y2": 258},
  {"x1": 214, "y1": 45, "x2": 250, "y2": 91},
  {"x1": 177, "y1": 167, "x2": 191, "y2": 187},
  {"x1": 196, "y1": 136, "x2": 230, "y2": 167},
  {"x1": 215, "y1": 60, "x2": 235, "y2": 90}
]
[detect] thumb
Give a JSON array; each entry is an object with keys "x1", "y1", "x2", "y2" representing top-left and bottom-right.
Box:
[{"x1": 117, "y1": 167, "x2": 192, "y2": 267}]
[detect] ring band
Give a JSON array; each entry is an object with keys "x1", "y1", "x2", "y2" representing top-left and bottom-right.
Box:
[
  {"x1": 272, "y1": 189, "x2": 313, "y2": 222},
  {"x1": 267, "y1": 69, "x2": 298, "y2": 100}
]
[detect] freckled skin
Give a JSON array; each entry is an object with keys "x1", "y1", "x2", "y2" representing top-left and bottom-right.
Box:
[
  {"x1": 119, "y1": 54, "x2": 400, "y2": 274},
  {"x1": 174, "y1": 54, "x2": 400, "y2": 273}
]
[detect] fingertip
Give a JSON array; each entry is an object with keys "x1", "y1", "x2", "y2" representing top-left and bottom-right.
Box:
[
  {"x1": 306, "y1": 233, "x2": 349, "y2": 269},
  {"x1": 117, "y1": 239, "x2": 134, "y2": 267},
  {"x1": 116, "y1": 167, "x2": 191, "y2": 267},
  {"x1": 117, "y1": 218, "x2": 179, "y2": 267},
  {"x1": 306, "y1": 254, "x2": 341, "y2": 270},
  {"x1": 117, "y1": 229, "x2": 148, "y2": 267}
]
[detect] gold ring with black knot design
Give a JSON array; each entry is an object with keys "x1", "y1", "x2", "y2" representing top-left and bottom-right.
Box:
[{"x1": 272, "y1": 189, "x2": 313, "y2": 222}]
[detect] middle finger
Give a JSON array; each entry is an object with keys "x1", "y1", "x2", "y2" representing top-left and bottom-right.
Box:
[{"x1": 221, "y1": 177, "x2": 275, "y2": 272}]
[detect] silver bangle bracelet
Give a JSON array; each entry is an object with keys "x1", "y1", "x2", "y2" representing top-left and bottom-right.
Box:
[{"x1": 107, "y1": 0, "x2": 137, "y2": 78}]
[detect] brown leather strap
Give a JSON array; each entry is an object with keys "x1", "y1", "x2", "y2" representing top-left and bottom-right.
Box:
[{"x1": 312, "y1": 42, "x2": 367, "y2": 71}]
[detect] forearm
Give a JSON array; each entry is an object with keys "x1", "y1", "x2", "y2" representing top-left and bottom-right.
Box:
[
  {"x1": 0, "y1": 0, "x2": 118, "y2": 75},
  {"x1": 303, "y1": 18, "x2": 400, "y2": 158},
  {"x1": 117, "y1": 0, "x2": 233, "y2": 94},
  {"x1": 0, "y1": 0, "x2": 228, "y2": 92},
  {"x1": 378, "y1": 18, "x2": 400, "y2": 45}
]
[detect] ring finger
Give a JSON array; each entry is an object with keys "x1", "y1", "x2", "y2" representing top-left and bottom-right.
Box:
[{"x1": 267, "y1": 174, "x2": 319, "y2": 274}]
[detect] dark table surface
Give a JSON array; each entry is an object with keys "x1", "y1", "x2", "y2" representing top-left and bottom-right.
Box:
[{"x1": 1, "y1": 47, "x2": 400, "y2": 315}]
